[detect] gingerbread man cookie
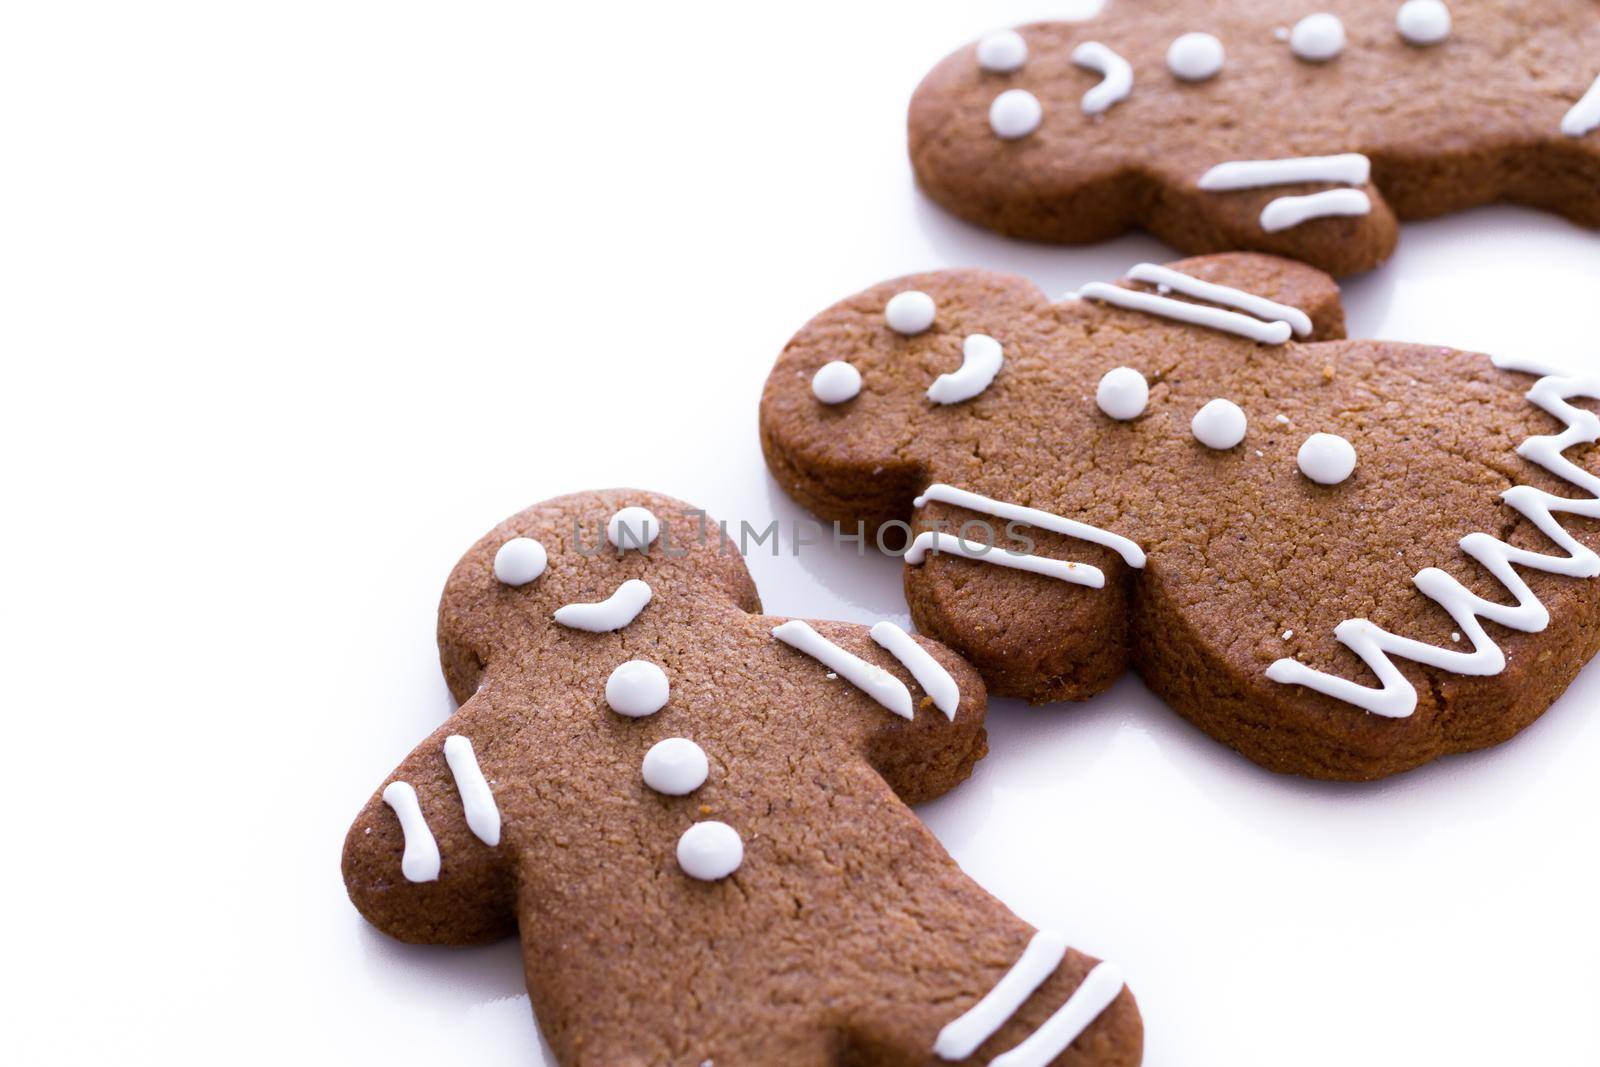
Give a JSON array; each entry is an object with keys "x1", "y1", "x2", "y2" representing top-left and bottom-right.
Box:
[
  {"x1": 909, "y1": 1, "x2": 1600, "y2": 276},
  {"x1": 760, "y1": 253, "x2": 1600, "y2": 780},
  {"x1": 342, "y1": 490, "x2": 1142, "y2": 1066}
]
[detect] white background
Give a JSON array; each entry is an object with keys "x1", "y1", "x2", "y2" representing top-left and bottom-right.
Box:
[{"x1": 5, "y1": 2, "x2": 1599, "y2": 1064}]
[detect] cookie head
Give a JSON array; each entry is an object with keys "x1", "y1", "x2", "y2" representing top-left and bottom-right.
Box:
[
  {"x1": 908, "y1": 2, "x2": 1600, "y2": 275},
  {"x1": 762, "y1": 251, "x2": 1600, "y2": 780}
]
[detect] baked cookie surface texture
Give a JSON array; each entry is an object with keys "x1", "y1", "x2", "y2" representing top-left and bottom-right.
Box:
[
  {"x1": 342, "y1": 489, "x2": 1143, "y2": 1066},
  {"x1": 760, "y1": 252, "x2": 1600, "y2": 780},
  {"x1": 909, "y1": 0, "x2": 1600, "y2": 275}
]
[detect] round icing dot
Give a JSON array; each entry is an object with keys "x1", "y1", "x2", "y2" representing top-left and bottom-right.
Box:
[
  {"x1": 988, "y1": 88, "x2": 1042, "y2": 140},
  {"x1": 975, "y1": 29, "x2": 1028, "y2": 73},
  {"x1": 605, "y1": 659, "x2": 669, "y2": 717},
  {"x1": 677, "y1": 820, "x2": 743, "y2": 881},
  {"x1": 1191, "y1": 398, "x2": 1247, "y2": 450},
  {"x1": 1167, "y1": 32, "x2": 1225, "y2": 81},
  {"x1": 1397, "y1": 0, "x2": 1451, "y2": 45},
  {"x1": 1290, "y1": 13, "x2": 1345, "y2": 61},
  {"x1": 493, "y1": 537, "x2": 547, "y2": 585},
  {"x1": 811, "y1": 360, "x2": 861, "y2": 404},
  {"x1": 641, "y1": 737, "x2": 709, "y2": 796},
  {"x1": 1096, "y1": 367, "x2": 1149, "y2": 420},
  {"x1": 1297, "y1": 432, "x2": 1358, "y2": 484},
  {"x1": 885, "y1": 290, "x2": 936, "y2": 335},
  {"x1": 607, "y1": 506, "x2": 659, "y2": 551}
]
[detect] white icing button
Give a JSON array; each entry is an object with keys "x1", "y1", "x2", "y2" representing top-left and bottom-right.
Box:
[
  {"x1": 1167, "y1": 32, "x2": 1225, "y2": 82},
  {"x1": 1096, "y1": 367, "x2": 1148, "y2": 420},
  {"x1": 812, "y1": 360, "x2": 861, "y2": 404},
  {"x1": 1191, "y1": 398, "x2": 1248, "y2": 450},
  {"x1": 493, "y1": 537, "x2": 547, "y2": 585},
  {"x1": 1297, "y1": 432, "x2": 1357, "y2": 484},
  {"x1": 676, "y1": 820, "x2": 743, "y2": 880},
  {"x1": 976, "y1": 29, "x2": 1028, "y2": 73},
  {"x1": 607, "y1": 506, "x2": 659, "y2": 551},
  {"x1": 989, "y1": 88, "x2": 1042, "y2": 140},
  {"x1": 641, "y1": 737, "x2": 709, "y2": 796},
  {"x1": 1290, "y1": 13, "x2": 1345, "y2": 61},
  {"x1": 605, "y1": 659, "x2": 669, "y2": 717},
  {"x1": 1397, "y1": 0, "x2": 1451, "y2": 45},
  {"x1": 885, "y1": 290, "x2": 936, "y2": 335}
]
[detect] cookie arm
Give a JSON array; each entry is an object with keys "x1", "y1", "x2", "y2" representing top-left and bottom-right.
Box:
[
  {"x1": 1145, "y1": 253, "x2": 1347, "y2": 341},
  {"x1": 341, "y1": 712, "x2": 515, "y2": 945}
]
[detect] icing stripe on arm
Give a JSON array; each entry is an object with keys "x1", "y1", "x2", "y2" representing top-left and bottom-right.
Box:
[
  {"x1": 905, "y1": 531, "x2": 1105, "y2": 587},
  {"x1": 443, "y1": 735, "x2": 501, "y2": 847},
  {"x1": 1075, "y1": 282, "x2": 1292, "y2": 344},
  {"x1": 1267, "y1": 374, "x2": 1600, "y2": 717},
  {"x1": 934, "y1": 931, "x2": 1068, "y2": 1060},
  {"x1": 1198, "y1": 153, "x2": 1370, "y2": 190},
  {"x1": 915, "y1": 484, "x2": 1146, "y2": 567},
  {"x1": 1125, "y1": 263, "x2": 1312, "y2": 337},
  {"x1": 553, "y1": 578, "x2": 652, "y2": 632},
  {"x1": 1260, "y1": 188, "x2": 1372, "y2": 232},
  {"x1": 382, "y1": 781, "x2": 441, "y2": 883},
  {"x1": 771, "y1": 620, "x2": 914, "y2": 719},
  {"x1": 1562, "y1": 73, "x2": 1600, "y2": 137},
  {"x1": 990, "y1": 962, "x2": 1127, "y2": 1067},
  {"x1": 870, "y1": 621, "x2": 960, "y2": 720}
]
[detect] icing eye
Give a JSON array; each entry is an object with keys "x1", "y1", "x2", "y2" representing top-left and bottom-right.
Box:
[
  {"x1": 1290, "y1": 13, "x2": 1345, "y2": 62},
  {"x1": 988, "y1": 88, "x2": 1042, "y2": 140},
  {"x1": 1096, "y1": 366, "x2": 1149, "y2": 420},
  {"x1": 493, "y1": 536, "x2": 547, "y2": 585},
  {"x1": 812, "y1": 360, "x2": 862, "y2": 404},
  {"x1": 641, "y1": 737, "x2": 709, "y2": 796},
  {"x1": 676, "y1": 820, "x2": 743, "y2": 880},
  {"x1": 1167, "y1": 32, "x2": 1225, "y2": 82},
  {"x1": 1191, "y1": 398, "x2": 1248, "y2": 450},
  {"x1": 1397, "y1": 0, "x2": 1451, "y2": 46},
  {"x1": 975, "y1": 29, "x2": 1027, "y2": 73},
  {"x1": 607, "y1": 506, "x2": 660, "y2": 551},
  {"x1": 885, "y1": 289, "x2": 937, "y2": 335},
  {"x1": 605, "y1": 659, "x2": 670, "y2": 717},
  {"x1": 1297, "y1": 432, "x2": 1358, "y2": 484}
]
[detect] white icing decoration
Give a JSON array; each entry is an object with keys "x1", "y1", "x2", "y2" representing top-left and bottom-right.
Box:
[
  {"x1": 1297, "y1": 432, "x2": 1357, "y2": 484},
  {"x1": 1096, "y1": 366, "x2": 1148, "y2": 421},
  {"x1": 1070, "y1": 41, "x2": 1133, "y2": 115},
  {"x1": 1192, "y1": 398, "x2": 1248, "y2": 450},
  {"x1": 927, "y1": 334, "x2": 1004, "y2": 405},
  {"x1": 443, "y1": 734, "x2": 501, "y2": 847},
  {"x1": 493, "y1": 537, "x2": 547, "y2": 586},
  {"x1": 1076, "y1": 282, "x2": 1292, "y2": 344},
  {"x1": 641, "y1": 737, "x2": 709, "y2": 796},
  {"x1": 605, "y1": 659, "x2": 670, "y2": 718},
  {"x1": 905, "y1": 531, "x2": 1105, "y2": 588},
  {"x1": 1289, "y1": 13, "x2": 1345, "y2": 62},
  {"x1": 989, "y1": 88, "x2": 1042, "y2": 139},
  {"x1": 1397, "y1": 1, "x2": 1451, "y2": 45},
  {"x1": 869, "y1": 621, "x2": 960, "y2": 720},
  {"x1": 382, "y1": 780, "x2": 440, "y2": 883},
  {"x1": 976, "y1": 29, "x2": 1028, "y2": 73},
  {"x1": 989, "y1": 962, "x2": 1126, "y2": 1067},
  {"x1": 676, "y1": 820, "x2": 743, "y2": 880},
  {"x1": 607, "y1": 506, "x2": 659, "y2": 551},
  {"x1": 1562, "y1": 73, "x2": 1600, "y2": 138},
  {"x1": 1126, "y1": 263, "x2": 1312, "y2": 337},
  {"x1": 1260, "y1": 188, "x2": 1373, "y2": 232},
  {"x1": 934, "y1": 931, "x2": 1068, "y2": 1060},
  {"x1": 914, "y1": 483, "x2": 1146, "y2": 568},
  {"x1": 886, "y1": 290, "x2": 937, "y2": 335},
  {"x1": 771, "y1": 619, "x2": 913, "y2": 719},
  {"x1": 812, "y1": 360, "x2": 861, "y2": 404},
  {"x1": 553, "y1": 578, "x2": 653, "y2": 632},
  {"x1": 1198, "y1": 153, "x2": 1370, "y2": 191},
  {"x1": 1167, "y1": 32, "x2": 1224, "y2": 82},
  {"x1": 1267, "y1": 374, "x2": 1600, "y2": 717}
]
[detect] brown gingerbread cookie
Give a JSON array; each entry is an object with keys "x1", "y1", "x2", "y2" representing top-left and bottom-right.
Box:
[
  {"x1": 342, "y1": 490, "x2": 1142, "y2": 1066},
  {"x1": 908, "y1": 0, "x2": 1600, "y2": 276},
  {"x1": 759, "y1": 252, "x2": 1600, "y2": 780}
]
